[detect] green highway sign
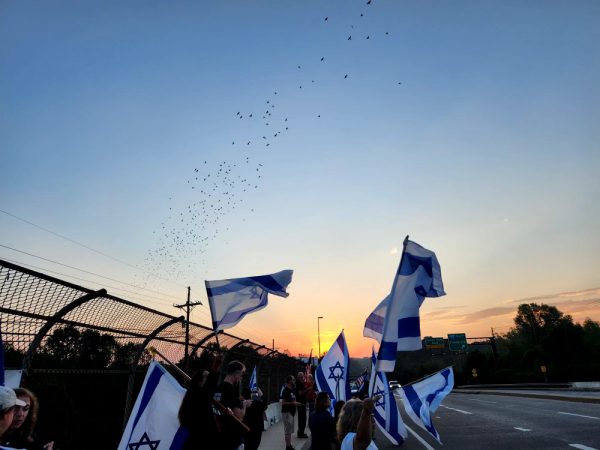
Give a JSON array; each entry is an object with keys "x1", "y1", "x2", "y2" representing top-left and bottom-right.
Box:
[
  {"x1": 423, "y1": 337, "x2": 445, "y2": 349},
  {"x1": 448, "y1": 333, "x2": 468, "y2": 351}
]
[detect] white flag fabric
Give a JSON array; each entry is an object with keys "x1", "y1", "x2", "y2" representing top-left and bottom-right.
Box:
[
  {"x1": 373, "y1": 239, "x2": 445, "y2": 372},
  {"x1": 118, "y1": 361, "x2": 188, "y2": 450},
  {"x1": 368, "y1": 349, "x2": 407, "y2": 446},
  {"x1": 400, "y1": 367, "x2": 454, "y2": 443},
  {"x1": 315, "y1": 330, "x2": 350, "y2": 412},
  {"x1": 249, "y1": 366, "x2": 258, "y2": 392},
  {"x1": 363, "y1": 294, "x2": 390, "y2": 343},
  {"x1": 206, "y1": 270, "x2": 293, "y2": 331}
]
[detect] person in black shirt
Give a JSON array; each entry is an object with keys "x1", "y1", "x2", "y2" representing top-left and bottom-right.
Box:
[
  {"x1": 308, "y1": 392, "x2": 336, "y2": 450},
  {"x1": 213, "y1": 360, "x2": 251, "y2": 450},
  {"x1": 179, "y1": 353, "x2": 223, "y2": 450},
  {"x1": 241, "y1": 387, "x2": 267, "y2": 450},
  {"x1": 280, "y1": 375, "x2": 301, "y2": 450}
]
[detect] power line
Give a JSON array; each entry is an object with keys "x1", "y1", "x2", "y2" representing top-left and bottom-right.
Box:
[
  {"x1": 0, "y1": 208, "x2": 187, "y2": 288},
  {"x1": 0, "y1": 255, "x2": 179, "y2": 308},
  {"x1": 0, "y1": 243, "x2": 182, "y2": 303}
]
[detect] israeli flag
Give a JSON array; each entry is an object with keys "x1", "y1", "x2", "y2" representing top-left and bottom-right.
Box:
[
  {"x1": 206, "y1": 270, "x2": 293, "y2": 331},
  {"x1": 400, "y1": 367, "x2": 454, "y2": 443},
  {"x1": 249, "y1": 366, "x2": 258, "y2": 392},
  {"x1": 371, "y1": 238, "x2": 445, "y2": 372},
  {"x1": 368, "y1": 349, "x2": 407, "y2": 446},
  {"x1": 315, "y1": 330, "x2": 350, "y2": 412},
  {"x1": 118, "y1": 361, "x2": 188, "y2": 450}
]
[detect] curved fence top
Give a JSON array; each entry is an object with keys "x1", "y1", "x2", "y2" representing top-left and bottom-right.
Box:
[{"x1": 0, "y1": 259, "x2": 283, "y2": 367}]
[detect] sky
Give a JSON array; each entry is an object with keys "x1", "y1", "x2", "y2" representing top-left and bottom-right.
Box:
[{"x1": 1, "y1": 1, "x2": 599, "y2": 358}]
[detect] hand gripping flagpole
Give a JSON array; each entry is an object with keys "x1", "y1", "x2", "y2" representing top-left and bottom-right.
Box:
[{"x1": 147, "y1": 347, "x2": 250, "y2": 433}]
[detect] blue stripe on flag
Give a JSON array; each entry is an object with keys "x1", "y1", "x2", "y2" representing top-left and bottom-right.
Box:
[
  {"x1": 336, "y1": 333, "x2": 346, "y2": 355},
  {"x1": 399, "y1": 253, "x2": 434, "y2": 277},
  {"x1": 378, "y1": 340, "x2": 397, "y2": 361},
  {"x1": 403, "y1": 384, "x2": 437, "y2": 438},
  {"x1": 207, "y1": 275, "x2": 288, "y2": 297},
  {"x1": 129, "y1": 365, "x2": 164, "y2": 440},
  {"x1": 397, "y1": 316, "x2": 420, "y2": 338},
  {"x1": 169, "y1": 427, "x2": 189, "y2": 450}
]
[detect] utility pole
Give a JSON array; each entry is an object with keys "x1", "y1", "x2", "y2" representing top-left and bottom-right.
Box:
[{"x1": 174, "y1": 286, "x2": 203, "y2": 365}]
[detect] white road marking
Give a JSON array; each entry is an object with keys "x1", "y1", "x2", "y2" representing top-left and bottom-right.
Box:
[
  {"x1": 468, "y1": 398, "x2": 497, "y2": 404},
  {"x1": 405, "y1": 424, "x2": 436, "y2": 450},
  {"x1": 569, "y1": 444, "x2": 598, "y2": 450},
  {"x1": 514, "y1": 427, "x2": 531, "y2": 432},
  {"x1": 441, "y1": 405, "x2": 472, "y2": 414},
  {"x1": 559, "y1": 411, "x2": 600, "y2": 420}
]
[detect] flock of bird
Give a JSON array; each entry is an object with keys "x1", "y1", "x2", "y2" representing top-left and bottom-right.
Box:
[{"x1": 139, "y1": 1, "x2": 400, "y2": 284}]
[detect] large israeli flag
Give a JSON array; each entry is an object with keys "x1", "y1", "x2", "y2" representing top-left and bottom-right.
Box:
[
  {"x1": 371, "y1": 238, "x2": 445, "y2": 372},
  {"x1": 206, "y1": 270, "x2": 293, "y2": 331},
  {"x1": 249, "y1": 366, "x2": 258, "y2": 392},
  {"x1": 315, "y1": 330, "x2": 350, "y2": 411},
  {"x1": 400, "y1": 367, "x2": 454, "y2": 443},
  {"x1": 118, "y1": 361, "x2": 188, "y2": 450},
  {"x1": 368, "y1": 349, "x2": 407, "y2": 446}
]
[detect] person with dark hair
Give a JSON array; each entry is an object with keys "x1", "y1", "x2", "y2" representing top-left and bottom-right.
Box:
[
  {"x1": 280, "y1": 375, "x2": 301, "y2": 450},
  {"x1": 179, "y1": 353, "x2": 223, "y2": 450},
  {"x1": 241, "y1": 387, "x2": 267, "y2": 450},
  {"x1": 308, "y1": 392, "x2": 336, "y2": 450},
  {"x1": 213, "y1": 360, "x2": 251, "y2": 450},
  {"x1": 0, "y1": 388, "x2": 53, "y2": 450}
]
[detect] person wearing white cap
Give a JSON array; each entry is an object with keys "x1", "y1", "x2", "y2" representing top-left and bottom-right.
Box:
[{"x1": 0, "y1": 387, "x2": 26, "y2": 440}]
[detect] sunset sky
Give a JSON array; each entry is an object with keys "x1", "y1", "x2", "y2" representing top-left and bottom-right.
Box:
[{"x1": 1, "y1": 1, "x2": 599, "y2": 357}]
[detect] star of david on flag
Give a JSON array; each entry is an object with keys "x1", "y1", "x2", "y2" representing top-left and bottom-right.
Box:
[
  {"x1": 118, "y1": 361, "x2": 188, "y2": 450},
  {"x1": 206, "y1": 270, "x2": 293, "y2": 331},
  {"x1": 368, "y1": 348, "x2": 407, "y2": 446},
  {"x1": 365, "y1": 237, "x2": 445, "y2": 372},
  {"x1": 315, "y1": 330, "x2": 350, "y2": 412}
]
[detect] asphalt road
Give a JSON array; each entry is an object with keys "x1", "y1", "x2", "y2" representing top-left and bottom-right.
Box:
[{"x1": 372, "y1": 392, "x2": 600, "y2": 449}]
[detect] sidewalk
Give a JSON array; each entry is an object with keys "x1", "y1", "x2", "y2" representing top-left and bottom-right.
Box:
[{"x1": 259, "y1": 420, "x2": 311, "y2": 450}]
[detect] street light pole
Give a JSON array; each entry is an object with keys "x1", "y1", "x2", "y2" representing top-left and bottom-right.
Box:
[{"x1": 317, "y1": 316, "x2": 323, "y2": 360}]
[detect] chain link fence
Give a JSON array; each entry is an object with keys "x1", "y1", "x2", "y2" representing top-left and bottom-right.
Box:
[{"x1": 0, "y1": 259, "x2": 302, "y2": 449}]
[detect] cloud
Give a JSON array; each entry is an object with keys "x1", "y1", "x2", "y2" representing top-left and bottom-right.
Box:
[
  {"x1": 390, "y1": 247, "x2": 398, "y2": 255},
  {"x1": 454, "y1": 307, "x2": 515, "y2": 325},
  {"x1": 501, "y1": 287, "x2": 600, "y2": 305}
]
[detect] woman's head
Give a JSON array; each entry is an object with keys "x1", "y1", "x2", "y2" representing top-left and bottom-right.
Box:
[
  {"x1": 336, "y1": 399, "x2": 363, "y2": 442},
  {"x1": 314, "y1": 392, "x2": 330, "y2": 412},
  {"x1": 10, "y1": 388, "x2": 38, "y2": 438}
]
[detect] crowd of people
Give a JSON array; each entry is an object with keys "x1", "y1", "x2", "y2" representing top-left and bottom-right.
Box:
[
  {"x1": 0, "y1": 386, "x2": 53, "y2": 450},
  {"x1": 177, "y1": 356, "x2": 378, "y2": 450}
]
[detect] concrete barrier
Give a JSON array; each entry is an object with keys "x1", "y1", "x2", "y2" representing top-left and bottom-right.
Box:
[{"x1": 264, "y1": 402, "x2": 282, "y2": 430}]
